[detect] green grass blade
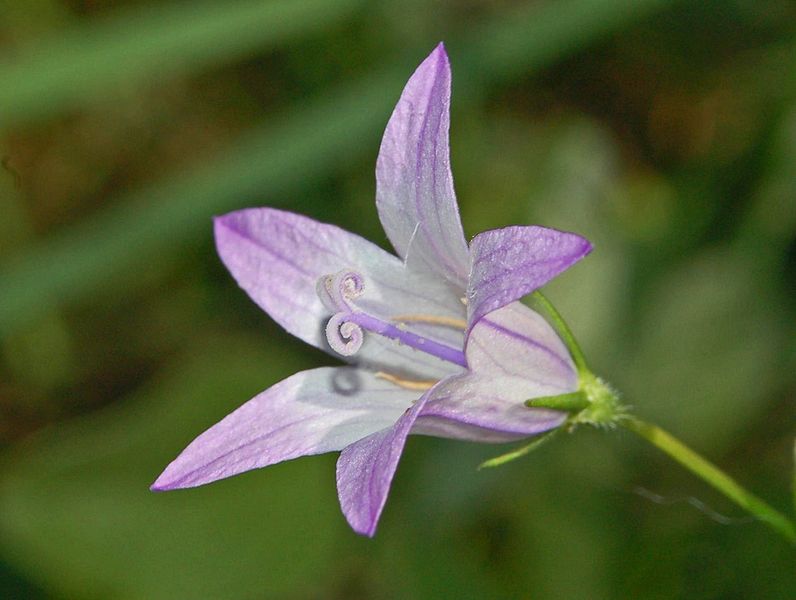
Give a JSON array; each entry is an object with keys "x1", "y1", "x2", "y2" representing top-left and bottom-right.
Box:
[
  {"x1": 0, "y1": 66, "x2": 402, "y2": 338},
  {"x1": 0, "y1": 0, "x2": 363, "y2": 128},
  {"x1": 0, "y1": 0, "x2": 679, "y2": 337},
  {"x1": 460, "y1": 0, "x2": 675, "y2": 85}
]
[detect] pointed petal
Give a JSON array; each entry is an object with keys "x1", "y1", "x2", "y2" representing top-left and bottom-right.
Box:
[
  {"x1": 151, "y1": 367, "x2": 413, "y2": 491},
  {"x1": 215, "y1": 208, "x2": 463, "y2": 379},
  {"x1": 376, "y1": 43, "x2": 469, "y2": 285},
  {"x1": 467, "y1": 225, "x2": 592, "y2": 333},
  {"x1": 336, "y1": 390, "x2": 430, "y2": 536},
  {"x1": 413, "y1": 303, "x2": 577, "y2": 442}
]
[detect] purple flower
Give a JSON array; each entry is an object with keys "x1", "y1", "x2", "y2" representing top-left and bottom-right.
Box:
[{"x1": 152, "y1": 43, "x2": 592, "y2": 536}]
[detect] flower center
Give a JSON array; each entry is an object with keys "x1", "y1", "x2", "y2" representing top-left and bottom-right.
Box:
[{"x1": 317, "y1": 269, "x2": 467, "y2": 367}]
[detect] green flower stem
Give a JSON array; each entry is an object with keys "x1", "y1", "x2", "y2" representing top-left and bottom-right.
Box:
[
  {"x1": 621, "y1": 416, "x2": 796, "y2": 544},
  {"x1": 527, "y1": 291, "x2": 794, "y2": 541}
]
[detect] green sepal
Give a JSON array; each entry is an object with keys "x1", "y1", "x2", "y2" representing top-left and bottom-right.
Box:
[
  {"x1": 529, "y1": 291, "x2": 589, "y2": 376},
  {"x1": 525, "y1": 390, "x2": 589, "y2": 412},
  {"x1": 478, "y1": 430, "x2": 559, "y2": 470}
]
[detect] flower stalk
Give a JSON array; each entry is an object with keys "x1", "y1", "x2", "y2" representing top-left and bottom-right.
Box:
[
  {"x1": 620, "y1": 416, "x2": 796, "y2": 543},
  {"x1": 527, "y1": 291, "x2": 796, "y2": 544}
]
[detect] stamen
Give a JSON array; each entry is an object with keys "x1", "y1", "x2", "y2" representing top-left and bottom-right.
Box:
[
  {"x1": 375, "y1": 372, "x2": 438, "y2": 391},
  {"x1": 316, "y1": 269, "x2": 364, "y2": 313},
  {"x1": 391, "y1": 314, "x2": 467, "y2": 330}
]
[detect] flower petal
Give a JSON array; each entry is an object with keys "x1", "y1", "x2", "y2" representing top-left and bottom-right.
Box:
[
  {"x1": 413, "y1": 375, "x2": 566, "y2": 442},
  {"x1": 412, "y1": 302, "x2": 577, "y2": 442},
  {"x1": 466, "y1": 225, "x2": 592, "y2": 333},
  {"x1": 376, "y1": 43, "x2": 469, "y2": 285},
  {"x1": 215, "y1": 208, "x2": 464, "y2": 379},
  {"x1": 151, "y1": 367, "x2": 414, "y2": 491},
  {"x1": 336, "y1": 390, "x2": 431, "y2": 537},
  {"x1": 467, "y1": 302, "x2": 577, "y2": 388}
]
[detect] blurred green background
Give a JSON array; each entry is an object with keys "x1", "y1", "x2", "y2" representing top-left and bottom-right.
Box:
[{"x1": 1, "y1": 0, "x2": 795, "y2": 598}]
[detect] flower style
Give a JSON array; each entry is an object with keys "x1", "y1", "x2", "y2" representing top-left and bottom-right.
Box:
[{"x1": 152, "y1": 43, "x2": 592, "y2": 536}]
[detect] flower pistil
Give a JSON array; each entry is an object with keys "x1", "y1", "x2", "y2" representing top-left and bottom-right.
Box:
[{"x1": 318, "y1": 268, "x2": 467, "y2": 367}]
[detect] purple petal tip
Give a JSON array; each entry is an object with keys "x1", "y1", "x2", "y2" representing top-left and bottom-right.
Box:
[
  {"x1": 149, "y1": 474, "x2": 174, "y2": 492},
  {"x1": 350, "y1": 516, "x2": 379, "y2": 538},
  {"x1": 429, "y1": 42, "x2": 449, "y2": 66},
  {"x1": 212, "y1": 212, "x2": 235, "y2": 232},
  {"x1": 150, "y1": 465, "x2": 189, "y2": 492}
]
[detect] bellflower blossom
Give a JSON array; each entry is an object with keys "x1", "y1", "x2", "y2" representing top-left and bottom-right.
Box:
[{"x1": 152, "y1": 43, "x2": 592, "y2": 536}]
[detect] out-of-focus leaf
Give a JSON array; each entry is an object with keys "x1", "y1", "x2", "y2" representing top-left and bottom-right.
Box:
[
  {"x1": 0, "y1": 165, "x2": 30, "y2": 255},
  {"x1": 2, "y1": 313, "x2": 74, "y2": 391},
  {"x1": 0, "y1": 0, "x2": 364, "y2": 128},
  {"x1": 625, "y1": 248, "x2": 784, "y2": 452},
  {"x1": 460, "y1": 0, "x2": 674, "y2": 86},
  {"x1": 1, "y1": 150, "x2": 75, "y2": 392},
  {"x1": 0, "y1": 0, "x2": 71, "y2": 45},
  {"x1": 738, "y1": 106, "x2": 796, "y2": 367},
  {"x1": 525, "y1": 118, "x2": 630, "y2": 367},
  {"x1": 611, "y1": 171, "x2": 678, "y2": 244},
  {"x1": 792, "y1": 439, "x2": 795, "y2": 516},
  {"x1": 382, "y1": 432, "x2": 627, "y2": 599},
  {"x1": 0, "y1": 334, "x2": 347, "y2": 599},
  {"x1": 0, "y1": 66, "x2": 402, "y2": 339},
  {"x1": 0, "y1": 0, "x2": 679, "y2": 339},
  {"x1": 740, "y1": 106, "x2": 796, "y2": 258}
]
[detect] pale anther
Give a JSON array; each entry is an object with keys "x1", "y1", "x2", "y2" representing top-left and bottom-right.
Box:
[
  {"x1": 391, "y1": 314, "x2": 467, "y2": 330},
  {"x1": 375, "y1": 372, "x2": 438, "y2": 391}
]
